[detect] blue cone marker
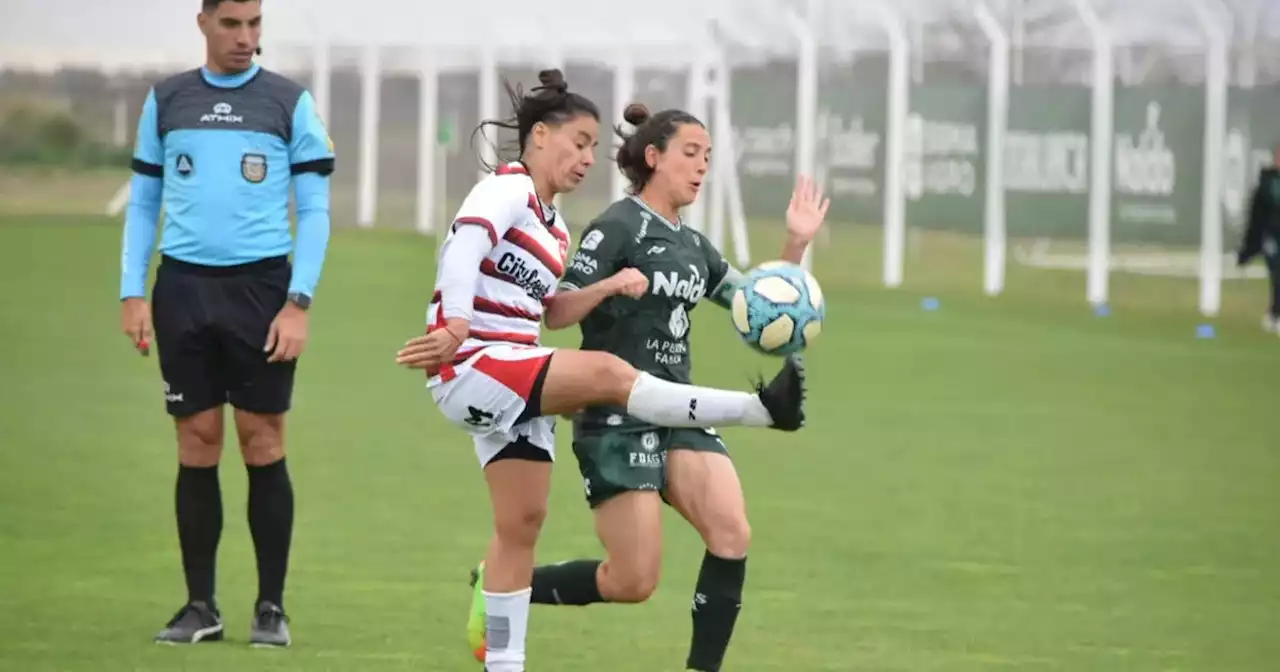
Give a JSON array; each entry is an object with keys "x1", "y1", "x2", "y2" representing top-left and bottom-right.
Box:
[
  {"x1": 1195, "y1": 324, "x2": 1216, "y2": 339},
  {"x1": 1093, "y1": 303, "x2": 1111, "y2": 318},
  {"x1": 921, "y1": 297, "x2": 940, "y2": 311}
]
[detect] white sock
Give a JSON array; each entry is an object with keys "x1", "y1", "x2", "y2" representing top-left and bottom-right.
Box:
[
  {"x1": 624, "y1": 372, "x2": 773, "y2": 428},
  {"x1": 484, "y1": 588, "x2": 531, "y2": 672}
]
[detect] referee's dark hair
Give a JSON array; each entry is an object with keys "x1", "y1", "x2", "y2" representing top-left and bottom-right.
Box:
[
  {"x1": 473, "y1": 69, "x2": 600, "y2": 172},
  {"x1": 203, "y1": 0, "x2": 256, "y2": 9},
  {"x1": 614, "y1": 103, "x2": 704, "y2": 193}
]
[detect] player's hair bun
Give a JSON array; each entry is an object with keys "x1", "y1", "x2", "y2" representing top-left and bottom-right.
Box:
[
  {"x1": 536, "y1": 69, "x2": 569, "y2": 94},
  {"x1": 472, "y1": 67, "x2": 599, "y2": 172},
  {"x1": 623, "y1": 102, "x2": 650, "y2": 126},
  {"x1": 613, "y1": 106, "x2": 704, "y2": 193}
]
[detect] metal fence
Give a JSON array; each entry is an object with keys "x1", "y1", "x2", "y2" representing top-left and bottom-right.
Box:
[{"x1": 4, "y1": 0, "x2": 1280, "y2": 313}]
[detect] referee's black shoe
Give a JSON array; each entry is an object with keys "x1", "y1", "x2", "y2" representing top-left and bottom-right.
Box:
[
  {"x1": 249, "y1": 600, "x2": 291, "y2": 647},
  {"x1": 756, "y1": 354, "x2": 806, "y2": 431},
  {"x1": 154, "y1": 601, "x2": 224, "y2": 644}
]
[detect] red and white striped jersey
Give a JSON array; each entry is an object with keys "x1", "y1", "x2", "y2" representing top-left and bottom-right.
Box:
[{"x1": 426, "y1": 162, "x2": 570, "y2": 365}]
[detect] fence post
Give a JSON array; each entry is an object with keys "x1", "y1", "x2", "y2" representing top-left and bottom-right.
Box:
[{"x1": 1076, "y1": 0, "x2": 1114, "y2": 308}]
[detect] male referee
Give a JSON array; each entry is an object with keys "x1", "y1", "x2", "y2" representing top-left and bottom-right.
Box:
[
  {"x1": 118, "y1": 0, "x2": 334, "y2": 647},
  {"x1": 1239, "y1": 144, "x2": 1280, "y2": 333}
]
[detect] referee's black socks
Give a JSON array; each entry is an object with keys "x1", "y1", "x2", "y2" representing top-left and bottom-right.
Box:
[
  {"x1": 247, "y1": 458, "x2": 294, "y2": 609},
  {"x1": 175, "y1": 464, "x2": 223, "y2": 606},
  {"x1": 686, "y1": 551, "x2": 746, "y2": 672}
]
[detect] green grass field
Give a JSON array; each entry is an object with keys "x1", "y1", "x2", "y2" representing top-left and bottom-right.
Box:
[{"x1": 2, "y1": 192, "x2": 1280, "y2": 671}]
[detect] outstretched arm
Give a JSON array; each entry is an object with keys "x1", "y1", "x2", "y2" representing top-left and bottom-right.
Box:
[
  {"x1": 706, "y1": 175, "x2": 829, "y2": 310},
  {"x1": 707, "y1": 264, "x2": 745, "y2": 309},
  {"x1": 544, "y1": 276, "x2": 622, "y2": 330},
  {"x1": 549, "y1": 219, "x2": 637, "y2": 329},
  {"x1": 779, "y1": 174, "x2": 830, "y2": 264},
  {"x1": 779, "y1": 239, "x2": 808, "y2": 265}
]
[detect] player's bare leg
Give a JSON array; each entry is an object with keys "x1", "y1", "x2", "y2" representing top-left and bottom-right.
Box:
[
  {"x1": 480, "y1": 490, "x2": 663, "y2": 642},
  {"x1": 156, "y1": 408, "x2": 226, "y2": 645},
  {"x1": 509, "y1": 491, "x2": 666, "y2": 610},
  {"x1": 536, "y1": 350, "x2": 807, "y2": 431},
  {"x1": 591, "y1": 492, "x2": 665, "y2": 602},
  {"x1": 234, "y1": 410, "x2": 294, "y2": 647},
  {"x1": 666, "y1": 450, "x2": 751, "y2": 672},
  {"x1": 479, "y1": 456, "x2": 552, "y2": 671}
]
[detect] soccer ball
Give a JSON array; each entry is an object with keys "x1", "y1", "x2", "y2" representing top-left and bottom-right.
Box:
[{"x1": 730, "y1": 261, "x2": 824, "y2": 356}]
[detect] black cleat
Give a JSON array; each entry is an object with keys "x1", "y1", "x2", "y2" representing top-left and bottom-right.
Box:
[
  {"x1": 755, "y1": 354, "x2": 806, "y2": 431},
  {"x1": 248, "y1": 601, "x2": 291, "y2": 648},
  {"x1": 154, "y1": 601, "x2": 224, "y2": 644}
]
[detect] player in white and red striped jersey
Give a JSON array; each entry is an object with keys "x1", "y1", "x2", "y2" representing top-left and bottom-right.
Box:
[
  {"x1": 424, "y1": 159, "x2": 568, "y2": 368},
  {"x1": 395, "y1": 69, "x2": 805, "y2": 672}
]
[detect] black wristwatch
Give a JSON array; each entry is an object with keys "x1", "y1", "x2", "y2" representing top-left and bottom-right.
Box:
[{"x1": 287, "y1": 292, "x2": 312, "y2": 310}]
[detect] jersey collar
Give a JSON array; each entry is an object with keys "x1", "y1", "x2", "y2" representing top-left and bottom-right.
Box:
[
  {"x1": 628, "y1": 195, "x2": 681, "y2": 231},
  {"x1": 497, "y1": 161, "x2": 558, "y2": 227},
  {"x1": 200, "y1": 63, "x2": 261, "y2": 89},
  {"x1": 494, "y1": 161, "x2": 529, "y2": 177}
]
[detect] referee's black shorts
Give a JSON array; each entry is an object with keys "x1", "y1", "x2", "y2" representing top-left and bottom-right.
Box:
[{"x1": 152, "y1": 255, "x2": 297, "y2": 418}]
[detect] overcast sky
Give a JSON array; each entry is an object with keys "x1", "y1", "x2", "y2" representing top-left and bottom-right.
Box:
[{"x1": 2, "y1": 0, "x2": 1275, "y2": 70}]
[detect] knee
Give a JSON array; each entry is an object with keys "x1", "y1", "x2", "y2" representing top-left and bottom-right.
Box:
[
  {"x1": 593, "y1": 353, "x2": 638, "y2": 406},
  {"x1": 601, "y1": 559, "x2": 660, "y2": 603},
  {"x1": 703, "y1": 516, "x2": 752, "y2": 559},
  {"x1": 236, "y1": 412, "x2": 285, "y2": 466},
  {"x1": 493, "y1": 502, "x2": 547, "y2": 549},
  {"x1": 241, "y1": 434, "x2": 284, "y2": 466},
  {"x1": 176, "y1": 411, "x2": 223, "y2": 467}
]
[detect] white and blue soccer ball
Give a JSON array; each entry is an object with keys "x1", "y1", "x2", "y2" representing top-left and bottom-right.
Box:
[{"x1": 730, "y1": 261, "x2": 824, "y2": 356}]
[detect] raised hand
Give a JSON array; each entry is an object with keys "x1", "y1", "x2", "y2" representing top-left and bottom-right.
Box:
[{"x1": 785, "y1": 174, "x2": 831, "y2": 245}]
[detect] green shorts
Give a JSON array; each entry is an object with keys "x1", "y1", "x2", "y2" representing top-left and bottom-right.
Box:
[{"x1": 572, "y1": 426, "x2": 729, "y2": 508}]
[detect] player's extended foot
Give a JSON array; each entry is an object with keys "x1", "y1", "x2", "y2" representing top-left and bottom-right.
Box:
[
  {"x1": 248, "y1": 601, "x2": 291, "y2": 648},
  {"x1": 154, "y1": 600, "x2": 224, "y2": 644},
  {"x1": 755, "y1": 354, "x2": 806, "y2": 431},
  {"x1": 467, "y1": 562, "x2": 487, "y2": 661}
]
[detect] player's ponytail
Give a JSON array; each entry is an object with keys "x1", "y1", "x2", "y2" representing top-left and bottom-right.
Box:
[
  {"x1": 472, "y1": 68, "x2": 600, "y2": 172},
  {"x1": 613, "y1": 103, "x2": 703, "y2": 193}
]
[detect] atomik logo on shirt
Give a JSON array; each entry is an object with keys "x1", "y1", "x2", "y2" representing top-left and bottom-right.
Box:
[{"x1": 200, "y1": 102, "x2": 244, "y2": 124}]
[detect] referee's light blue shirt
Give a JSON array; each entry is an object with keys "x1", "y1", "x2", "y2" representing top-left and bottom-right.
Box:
[{"x1": 120, "y1": 63, "x2": 335, "y2": 300}]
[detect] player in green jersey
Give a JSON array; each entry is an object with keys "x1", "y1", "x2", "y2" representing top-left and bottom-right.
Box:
[
  {"x1": 466, "y1": 102, "x2": 829, "y2": 671},
  {"x1": 405, "y1": 73, "x2": 812, "y2": 672}
]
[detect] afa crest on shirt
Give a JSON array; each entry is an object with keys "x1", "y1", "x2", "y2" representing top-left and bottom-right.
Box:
[{"x1": 241, "y1": 153, "x2": 267, "y2": 183}]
